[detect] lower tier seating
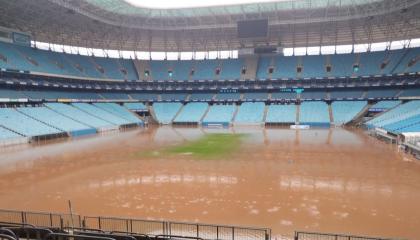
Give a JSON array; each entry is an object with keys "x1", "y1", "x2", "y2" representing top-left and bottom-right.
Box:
[
  {"x1": 299, "y1": 101, "x2": 330, "y2": 126},
  {"x1": 202, "y1": 104, "x2": 236, "y2": 125},
  {"x1": 331, "y1": 101, "x2": 367, "y2": 125},
  {"x1": 152, "y1": 102, "x2": 183, "y2": 124},
  {"x1": 265, "y1": 104, "x2": 297, "y2": 124},
  {"x1": 234, "y1": 102, "x2": 265, "y2": 123},
  {"x1": 173, "y1": 102, "x2": 209, "y2": 123}
]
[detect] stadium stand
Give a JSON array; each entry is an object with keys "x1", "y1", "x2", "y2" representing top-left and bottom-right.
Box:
[
  {"x1": 216, "y1": 93, "x2": 241, "y2": 101},
  {"x1": 130, "y1": 93, "x2": 159, "y2": 101},
  {"x1": 265, "y1": 104, "x2": 297, "y2": 124},
  {"x1": 17, "y1": 106, "x2": 97, "y2": 136},
  {"x1": 45, "y1": 103, "x2": 117, "y2": 131},
  {"x1": 202, "y1": 104, "x2": 236, "y2": 126},
  {"x1": 331, "y1": 101, "x2": 367, "y2": 125},
  {"x1": 160, "y1": 93, "x2": 187, "y2": 101},
  {"x1": 100, "y1": 92, "x2": 130, "y2": 100},
  {"x1": 365, "y1": 89, "x2": 399, "y2": 99},
  {"x1": 0, "y1": 107, "x2": 62, "y2": 137},
  {"x1": 190, "y1": 93, "x2": 215, "y2": 101},
  {"x1": 242, "y1": 92, "x2": 268, "y2": 101},
  {"x1": 300, "y1": 91, "x2": 326, "y2": 100},
  {"x1": 366, "y1": 101, "x2": 420, "y2": 131},
  {"x1": 173, "y1": 102, "x2": 209, "y2": 124},
  {"x1": 299, "y1": 101, "x2": 330, "y2": 126},
  {"x1": 399, "y1": 89, "x2": 420, "y2": 97},
  {"x1": 271, "y1": 91, "x2": 297, "y2": 100},
  {"x1": 152, "y1": 102, "x2": 183, "y2": 124},
  {"x1": 93, "y1": 103, "x2": 143, "y2": 125},
  {"x1": 329, "y1": 90, "x2": 364, "y2": 100},
  {"x1": 234, "y1": 102, "x2": 265, "y2": 124},
  {"x1": 72, "y1": 103, "x2": 131, "y2": 125}
]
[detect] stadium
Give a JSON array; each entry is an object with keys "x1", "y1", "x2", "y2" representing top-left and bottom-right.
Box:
[{"x1": 0, "y1": 0, "x2": 420, "y2": 239}]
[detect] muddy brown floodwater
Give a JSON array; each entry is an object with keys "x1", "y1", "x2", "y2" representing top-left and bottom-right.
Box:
[{"x1": 0, "y1": 126, "x2": 419, "y2": 239}]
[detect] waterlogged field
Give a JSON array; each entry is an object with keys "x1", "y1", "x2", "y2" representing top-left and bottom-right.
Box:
[
  {"x1": 0, "y1": 126, "x2": 419, "y2": 239},
  {"x1": 139, "y1": 133, "x2": 246, "y2": 159}
]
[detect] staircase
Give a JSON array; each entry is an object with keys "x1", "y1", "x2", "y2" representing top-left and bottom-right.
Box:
[
  {"x1": 171, "y1": 104, "x2": 185, "y2": 123},
  {"x1": 231, "y1": 104, "x2": 240, "y2": 123},
  {"x1": 133, "y1": 59, "x2": 151, "y2": 81},
  {"x1": 148, "y1": 104, "x2": 159, "y2": 125},
  {"x1": 296, "y1": 104, "x2": 300, "y2": 124},
  {"x1": 88, "y1": 57, "x2": 108, "y2": 79},
  {"x1": 241, "y1": 55, "x2": 259, "y2": 80},
  {"x1": 348, "y1": 103, "x2": 373, "y2": 126},
  {"x1": 199, "y1": 104, "x2": 211, "y2": 124}
]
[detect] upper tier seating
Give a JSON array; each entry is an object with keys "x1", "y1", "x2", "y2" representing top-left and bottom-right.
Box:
[
  {"x1": 300, "y1": 91, "x2": 326, "y2": 100},
  {"x1": 100, "y1": 92, "x2": 130, "y2": 100},
  {"x1": 202, "y1": 104, "x2": 236, "y2": 124},
  {"x1": 399, "y1": 89, "x2": 420, "y2": 97},
  {"x1": 0, "y1": 41, "x2": 137, "y2": 81},
  {"x1": 242, "y1": 92, "x2": 268, "y2": 101},
  {"x1": 129, "y1": 93, "x2": 158, "y2": 101},
  {"x1": 123, "y1": 102, "x2": 148, "y2": 111},
  {"x1": 0, "y1": 108, "x2": 62, "y2": 137},
  {"x1": 370, "y1": 100, "x2": 401, "y2": 109},
  {"x1": 331, "y1": 101, "x2": 367, "y2": 125},
  {"x1": 190, "y1": 93, "x2": 214, "y2": 101},
  {"x1": 0, "y1": 89, "x2": 28, "y2": 99},
  {"x1": 45, "y1": 103, "x2": 114, "y2": 129},
  {"x1": 234, "y1": 102, "x2": 265, "y2": 123},
  {"x1": 299, "y1": 101, "x2": 330, "y2": 125},
  {"x1": 93, "y1": 103, "x2": 142, "y2": 124},
  {"x1": 17, "y1": 106, "x2": 93, "y2": 133},
  {"x1": 265, "y1": 104, "x2": 297, "y2": 124},
  {"x1": 22, "y1": 90, "x2": 102, "y2": 100},
  {"x1": 161, "y1": 93, "x2": 187, "y2": 101},
  {"x1": 329, "y1": 90, "x2": 363, "y2": 100},
  {"x1": 152, "y1": 102, "x2": 183, "y2": 124},
  {"x1": 1, "y1": 40, "x2": 420, "y2": 81},
  {"x1": 365, "y1": 89, "x2": 399, "y2": 99},
  {"x1": 271, "y1": 91, "x2": 297, "y2": 100},
  {"x1": 72, "y1": 103, "x2": 130, "y2": 125},
  {"x1": 216, "y1": 93, "x2": 241, "y2": 101},
  {"x1": 173, "y1": 102, "x2": 209, "y2": 123}
]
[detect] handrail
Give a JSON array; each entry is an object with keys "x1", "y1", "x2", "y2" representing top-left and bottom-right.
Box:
[
  {"x1": 0, "y1": 234, "x2": 17, "y2": 240},
  {"x1": 43, "y1": 233, "x2": 116, "y2": 240},
  {"x1": 0, "y1": 228, "x2": 18, "y2": 240}
]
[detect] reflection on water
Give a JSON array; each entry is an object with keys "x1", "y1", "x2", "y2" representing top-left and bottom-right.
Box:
[{"x1": 0, "y1": 126, "x2": 419, "y2": 239}]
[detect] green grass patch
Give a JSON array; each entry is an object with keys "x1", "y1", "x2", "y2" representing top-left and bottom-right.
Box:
[{"x1": 135, "y1": 133, "x2": 246, "y2": 159}]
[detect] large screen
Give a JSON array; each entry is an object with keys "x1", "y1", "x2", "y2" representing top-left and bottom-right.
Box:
[{"x1": 237, "y1": 19, "x2": 268, "y2": 38}]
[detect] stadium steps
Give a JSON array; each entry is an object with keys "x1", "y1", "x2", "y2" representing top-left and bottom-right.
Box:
[
  {"x1": 171, "y1": 104, "x2": 185, "y2": 123},
  {"x1": 241, "y1": 55, "x2": 259, "y2": 80},
  {"x1": 325, "y1": 91, "x2": 331, "y2": 100},
  {"x1": 62, "y1": 54, "x2": 88, "y2": 77},
  {"x1": 267, "y1": 93, "x2": 272, "y2": 101},
  {"x1": 45, "y1": 104, "x2": 97, "y2": 129},
  {"x1": 94, "y1": 103, "x2": 141, "y2": 123},
  {"x1": 199, "y1": 104, "x2": 211, "y2": 124},
  {"x1": 0, "y1": 124, "x2": 25, "y2": 137},
  {"x1": 361, "y1": 91, "x2": 367, "y2": 99},
  {"x1": 239, "y1": 93, "x2": 244, "y2": 101},
  {"x1": 116, "y1": 59, "x2": 127, "y2": 80},
  {"x1": 71, "y1": 104, "x2": 117, "y2": 125},
  {"x1": 328, "y1": 104, "x2": 334, "y2": 124},
  {"x1": 147, "y1": 104, "x2": 159, "y2": 124},
  {"x1": 390, "y1": 48, "x2": 412, "y2": 74},
  {"x1": 15, "y1": 108, "x2": 64, "y2": 132},
  {"x1": 97, "y1": 93, "x2": 106, "y2": 99},
  {"x1": 395, "y1": 89, "x2": 404, "y2": 98},
  {"x1": 349, "y1": 103, "x2": 372, "y2": 126},
  {"x1": 185, "y1": 94, "x2": 191, "y2": 101},
  {"x1": 296, "y1": 104, "x2": 300, "y2": 124},
  {"x1": 88, "y1": 57, "x2": 108, "y2": 79},
  {"x1": 231, "y1": 104, "x2": 239, "y2": 123}
]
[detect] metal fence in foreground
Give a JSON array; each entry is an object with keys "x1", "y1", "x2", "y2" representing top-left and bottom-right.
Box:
[
  {"x1": 294, "y1": 231, "x2": 403, "y2": 240},
  {"x1": 0, "y1": 209, "x2": 82, "y2": 229},
  {"x1": 0, "y1": 209, "x2": 270, "y2": 240},
  {"x1": 83, "y1": 216, "x2": 271, "y2": 240}
]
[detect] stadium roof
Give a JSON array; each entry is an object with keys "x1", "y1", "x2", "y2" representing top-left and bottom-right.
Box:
[{"x1": 0, "y1": 0, "x2": 420, "y2": 51}]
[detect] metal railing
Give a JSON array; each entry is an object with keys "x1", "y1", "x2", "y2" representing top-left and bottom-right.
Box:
[
  {"x1": 294, "y1": 231, "x2": 403, "y2": 240},
  {"x1": 0, "y1": 209, "x2": 82, "y2": 229},
  {"x1": 83, "y1": 216, "x2": 271, "y2": 240}
]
